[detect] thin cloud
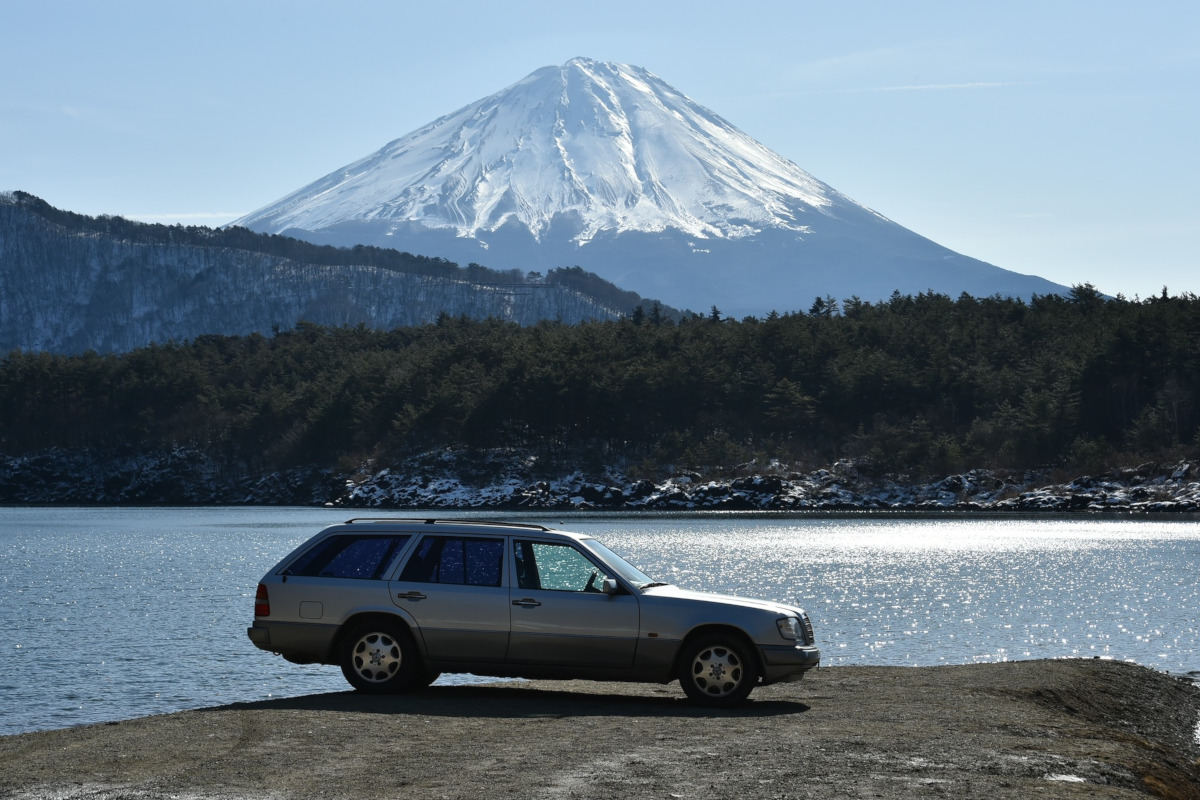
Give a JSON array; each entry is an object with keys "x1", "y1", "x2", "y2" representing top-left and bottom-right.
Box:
[
  {"x1": 855, "y1": 81, "x2": 1030, "y2": 93},
  {"x1": 790, "y1": 44, "x2": 920, "y2": 78},
  {"x1": 760, "y1": 80, "x2": 1034, "y2": 100}
]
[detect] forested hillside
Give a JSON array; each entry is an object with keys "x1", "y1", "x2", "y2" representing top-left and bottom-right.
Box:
[
  {"x1": 0, "y1": 192, "x2": 653, "y2": 353},
  {"x1": 2, "y1": 287, "x2": 1197, "y2": 480}
]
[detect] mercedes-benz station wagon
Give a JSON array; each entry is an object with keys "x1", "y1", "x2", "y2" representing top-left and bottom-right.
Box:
[{"x1": 247, "y1": 518, "x2": 819, "y2": 706}]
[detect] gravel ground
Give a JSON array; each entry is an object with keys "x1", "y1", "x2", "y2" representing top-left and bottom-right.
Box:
[{"x1": 1, "y1": 659, "x2": 1197, "y2": 799}]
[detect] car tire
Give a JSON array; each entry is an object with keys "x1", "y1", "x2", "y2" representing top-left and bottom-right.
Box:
[
  {"x1": 677, "y1": 634, "x2": 758, "y2": 706},
  {"x1": 339, "y1": 620, "x2": 421, "y2": 693}
]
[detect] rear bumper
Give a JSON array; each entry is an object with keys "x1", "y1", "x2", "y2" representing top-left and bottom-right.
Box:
[
  {"x1": 247, "y1": 619, "x2": 338, "y2": 664},
  {"x1": 758, "y1": 643, "x2": 821, "y2": 683},
  {"x1": 247, "y1": 623, "x2": 272, "y2": 650}
]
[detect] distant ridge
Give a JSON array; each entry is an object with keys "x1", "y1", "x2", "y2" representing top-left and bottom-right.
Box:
[
  {"x1": 0, "y1": 192, "x2": 651, "y2": 354},
  {"x1": 235, "y1": 58, "x2": 1070, "y2": 315}
]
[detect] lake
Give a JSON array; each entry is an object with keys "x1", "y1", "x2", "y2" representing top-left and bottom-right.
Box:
[{"x1": 2, "y1": 507, "x2": 1198, "y2": 736}]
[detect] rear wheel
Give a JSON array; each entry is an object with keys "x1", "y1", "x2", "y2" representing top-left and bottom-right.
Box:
[
  {"x1": 339, "y1": 620, "x2": 421, "y2": 693},
  {"x1": 678, "y1": 634, "x2": 758, "y2": 706}
]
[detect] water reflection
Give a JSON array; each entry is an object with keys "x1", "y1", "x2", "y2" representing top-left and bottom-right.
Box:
[{"x1": 1, "y1": 509, "x2": 1197, "y2": 736}]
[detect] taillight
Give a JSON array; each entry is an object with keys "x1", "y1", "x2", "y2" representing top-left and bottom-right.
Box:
[{"x1": 254, "y1": 583, "x2": 270, "y2": 617}]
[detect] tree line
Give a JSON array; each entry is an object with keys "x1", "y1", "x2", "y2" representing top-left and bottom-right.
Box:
[{"x1": 2, "y1": 286, "x2": 1197, "y2": 479}]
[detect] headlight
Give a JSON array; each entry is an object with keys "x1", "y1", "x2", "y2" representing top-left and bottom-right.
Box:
[{"x1": 776, "y1": 616, "x2": 801, "y2": 640}]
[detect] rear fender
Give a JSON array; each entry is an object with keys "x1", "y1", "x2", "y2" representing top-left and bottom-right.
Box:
[{"x1": 329, "y1": 609, "x2": 424, "y2": 662}]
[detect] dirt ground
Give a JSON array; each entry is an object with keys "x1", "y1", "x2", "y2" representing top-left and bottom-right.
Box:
[{"x1": 1, "y1": 659, "x2": 1198, "y2": 799}]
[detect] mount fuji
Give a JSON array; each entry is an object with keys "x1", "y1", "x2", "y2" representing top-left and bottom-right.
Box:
[{"x1": 234, "y1": 58, "x2": 1068, "y2": 315}]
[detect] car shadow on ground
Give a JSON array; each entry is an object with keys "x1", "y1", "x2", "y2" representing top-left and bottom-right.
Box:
[{"x1": 214, "y1": 683, "x2": 810, "y2": 719}]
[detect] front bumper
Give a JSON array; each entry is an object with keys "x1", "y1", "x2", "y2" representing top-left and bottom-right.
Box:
[{"x1": 758, "y1": 643, "x2": 821, "y2": 683}]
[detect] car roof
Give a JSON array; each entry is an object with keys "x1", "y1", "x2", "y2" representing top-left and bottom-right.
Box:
[{"x1": 327, "y1": 517, "x2": 590, "y2": 542}]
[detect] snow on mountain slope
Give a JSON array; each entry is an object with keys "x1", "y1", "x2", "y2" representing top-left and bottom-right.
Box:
[
  {"x1": 0, "y1": 194, "x2": 625, "y2": 354},
  {"x1": 237, "y1": 58, "x2": 843, "y2": 243},
  {"x1": 235, "y1": 58, "x2": 1069, "y2": 314}
]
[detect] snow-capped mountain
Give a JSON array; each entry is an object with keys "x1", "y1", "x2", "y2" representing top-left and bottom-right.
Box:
[{"x1": 234, "y1": 58, "x2": 1068, "y2": 315}]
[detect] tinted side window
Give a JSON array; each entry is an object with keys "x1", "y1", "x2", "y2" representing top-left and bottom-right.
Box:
[
  {"x1": 399, "y1": 536, "x2": 504, "y2": 586},
  {"x1": 285, "y1": 535, "x2": 410, "y2": 580}
]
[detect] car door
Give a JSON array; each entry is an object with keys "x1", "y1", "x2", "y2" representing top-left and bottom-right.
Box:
[
  {"x1": 388, "y1": 534, "x2": 509, "y2": 663},
  {"x1": 507, "y1": 539, "x2": 639, "y2": 668}
]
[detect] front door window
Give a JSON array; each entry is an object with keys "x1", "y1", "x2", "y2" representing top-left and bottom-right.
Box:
[{"x1": 515, "y1": 541, "x2": 612, "y2": 592}]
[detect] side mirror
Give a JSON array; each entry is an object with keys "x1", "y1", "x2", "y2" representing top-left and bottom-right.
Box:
[{"x1": 601, "y1": 577, "x2": 620, "y2": 595}]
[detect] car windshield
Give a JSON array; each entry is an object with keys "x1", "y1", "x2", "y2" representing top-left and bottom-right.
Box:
[{"x1": 581, "y1": 538, "x2": 658, "y2": 588}]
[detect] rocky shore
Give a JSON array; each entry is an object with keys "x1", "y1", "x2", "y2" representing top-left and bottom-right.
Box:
[
  {"x1": 3, "y1": 447, "x2": 1199, "y2": 513},
  {"x1": 1, "y1": 660, "x2": 1197, "y2": 799},
  {"x1": 337, "y1": 454, "x2": 1200, "y2": 513}
]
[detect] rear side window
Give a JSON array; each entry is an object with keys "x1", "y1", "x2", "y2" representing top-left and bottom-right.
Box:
[
  {"x1": 399, "y1": 536, "x2": 504, "y2": 586},
  {"x1": 284, "y1": 535, "x2": 410, "y2": 580}
]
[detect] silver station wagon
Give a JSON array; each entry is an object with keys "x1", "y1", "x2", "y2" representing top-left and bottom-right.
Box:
[{"x1": 247, "y1": 518, "x2": 819, "y2": 706}]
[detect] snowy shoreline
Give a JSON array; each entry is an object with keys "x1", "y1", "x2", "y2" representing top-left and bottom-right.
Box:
[{"x1": 2, "y1": 448, "x2": 1198, "y2": 513}]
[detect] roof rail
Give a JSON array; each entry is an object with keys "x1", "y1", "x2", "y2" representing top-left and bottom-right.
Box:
[{"x1": 343, "y1": 517, "x2": 552, "y2": 531}]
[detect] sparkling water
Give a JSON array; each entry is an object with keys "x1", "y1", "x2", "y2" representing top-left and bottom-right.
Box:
[{"x1": 2, "y1": 508, "x2": 1197, "y2": 735}]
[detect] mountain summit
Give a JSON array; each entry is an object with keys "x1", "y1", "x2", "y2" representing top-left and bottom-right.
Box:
[{"x1": 234, "y1": 58, "x2": 1067, "y2": 314}]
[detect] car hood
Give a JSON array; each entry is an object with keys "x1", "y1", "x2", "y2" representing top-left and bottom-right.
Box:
[{"x1": 641, "y1": 584, "x2": 804, "y2": 616}]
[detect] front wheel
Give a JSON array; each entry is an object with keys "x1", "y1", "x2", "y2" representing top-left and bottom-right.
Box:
[
  {"x1": 339, "y1": 620, "x2": 421, "y2": 693},
  {"x1": 677, "y1": 635, "x2": 758, "y2": 706}
]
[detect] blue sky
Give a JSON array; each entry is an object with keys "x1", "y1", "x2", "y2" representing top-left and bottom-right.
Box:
[{"x1": 3, "y1": 1, "x2": 1196, "y2": 299}]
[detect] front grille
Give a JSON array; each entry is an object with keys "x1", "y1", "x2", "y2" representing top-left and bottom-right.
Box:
[{"x1": 800, "y1": 613, "x2": 814, "y2": 644}]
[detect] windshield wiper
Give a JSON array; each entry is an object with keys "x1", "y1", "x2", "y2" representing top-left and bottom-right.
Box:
[{"x1": 640, "y1": 581, "x2": 670, "y2": 589}]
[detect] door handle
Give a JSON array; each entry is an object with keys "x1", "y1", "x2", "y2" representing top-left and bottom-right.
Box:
[
  {"x1": 512, "y1": 598, "x2": 541, "y2": 607},
  {"x1": 397, "y1": 591, "x2": 427, "y2": 600}
]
